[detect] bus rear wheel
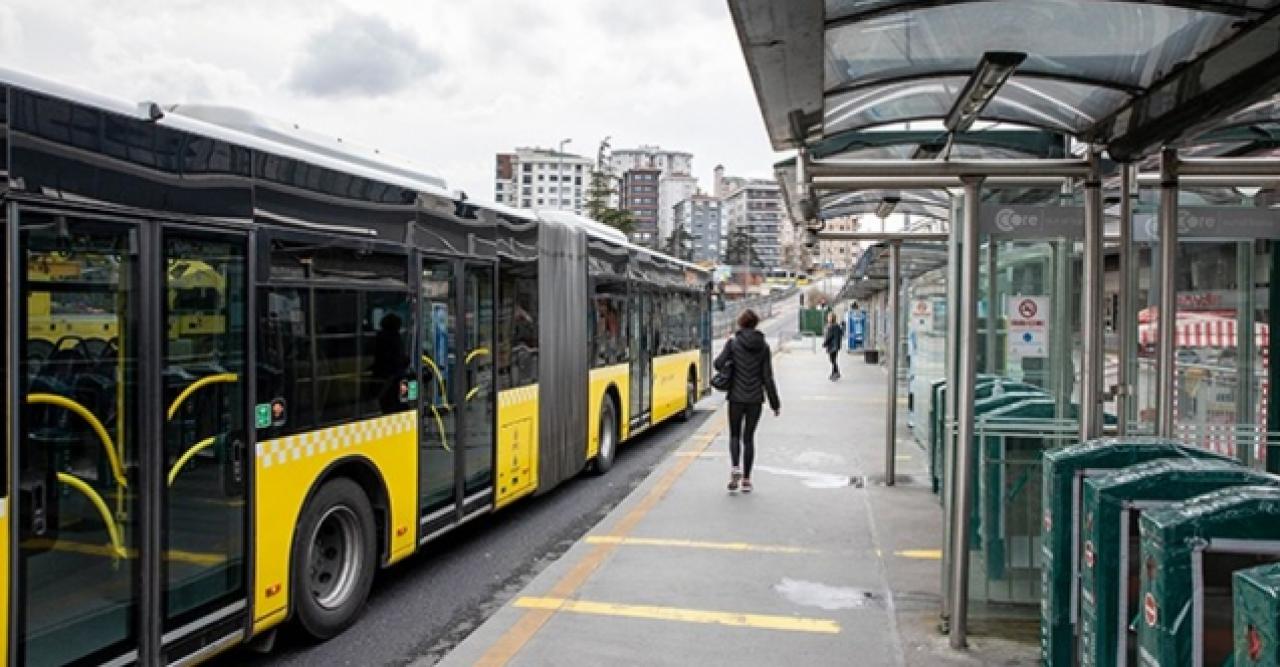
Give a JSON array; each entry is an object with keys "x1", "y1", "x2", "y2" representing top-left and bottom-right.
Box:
[
  {"x1": 680, "y1": 373, "x2": 697, "y2": 421},
  {"x1": 293, "y1": 477, "x2": 377, "y2": 640},
  {"x1": 593, "y1": 399, "x2": 618, "y2": 475}
]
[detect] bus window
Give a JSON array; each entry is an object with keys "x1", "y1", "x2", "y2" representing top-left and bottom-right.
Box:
[
  {"x1": 257, "y1": 288, "x2": 314, "y2": 435},
  {"x1": 498, "y1": 262, "x2": 538, "y2": 389}
]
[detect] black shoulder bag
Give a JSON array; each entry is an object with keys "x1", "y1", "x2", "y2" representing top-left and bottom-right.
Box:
[{"x1": 711, "y1": 339, "x2": 734, "y2": 392}]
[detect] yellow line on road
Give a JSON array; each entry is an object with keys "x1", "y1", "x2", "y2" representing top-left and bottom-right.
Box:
[
  {"x1": 895, "y1": 549, "x2": 942, "y2": 560},
  {"x1": 584, "y1": 535, "x2": 816, "y2": 554},
  {"x1": 513, "y1": 597, "x2": 840, "y2": 634}
]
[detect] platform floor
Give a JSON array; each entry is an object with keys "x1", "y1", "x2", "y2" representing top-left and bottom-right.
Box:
[{"x1": 435, "y1": 337, "x2": 1039, "y2": 666}]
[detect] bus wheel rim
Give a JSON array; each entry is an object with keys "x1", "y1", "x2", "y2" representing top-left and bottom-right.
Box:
[{"x1": 309, "y1": 505, "x2": 362, "y2": 610}]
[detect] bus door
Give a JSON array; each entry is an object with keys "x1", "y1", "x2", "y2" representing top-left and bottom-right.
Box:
[
  {"x1": 460, "y1": 263, "x2": 495, "y2": 516},
  {"x1": 158, "y1": 227, "x2": 250, "y2": 660},
  {"x1": 629, "y1": 287, "x2": 652, "y2": 426},
  {"x1": 14, "y1": 212, "x2": 250, "y2": 665},
  {"x1": 418, "y1": 257, "x2": 460, "y2": 538},
  {"x1": 418, "y1": 257, "x2": 496, "y2": 540}
]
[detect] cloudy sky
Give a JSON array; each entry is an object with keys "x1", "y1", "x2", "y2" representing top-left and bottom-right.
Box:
[{"x1": 0, "y1": 0, "x2": 782, "y2": 200}]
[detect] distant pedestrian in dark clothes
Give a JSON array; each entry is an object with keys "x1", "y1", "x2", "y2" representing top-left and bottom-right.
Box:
[
  {"x1": 713, "y1": 309, "x2": 781, "y2": 493},
  {"x1": 822, "y1": 311, "x2": 844, "y2": 381}
]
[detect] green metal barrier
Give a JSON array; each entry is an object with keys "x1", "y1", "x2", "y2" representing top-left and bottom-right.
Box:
[
  {"x1": 1234, "y1": 563, "x2": 1280, "y2": 667},
  {"x1": 929, "y1": 376, "x2": 1042, "y2": 497},
  {"x1": 1079, "y1": 459, "x2": 1275, "y2": 667},
  {"x1": 1040, "y1": 439, "x2": 1233, "y2": 667},
  {"x1": 798, "y1": 308, "x2": 826, "y2": 336},
  {"x1": 1138, "y1": 486, "x2": 1280, "y2": 667}
]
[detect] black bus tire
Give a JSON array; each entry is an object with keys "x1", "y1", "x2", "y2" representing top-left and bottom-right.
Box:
[
  {"x1": 292, "y1": 477, "x2": 377, "y2": 640},
  {"x1": 593, "y1": 399, "x2": 618, "y2": 475}
]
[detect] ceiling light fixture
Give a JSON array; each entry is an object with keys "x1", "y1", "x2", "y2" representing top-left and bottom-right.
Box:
[{"x1": 944, "y1": 51, "x2": 1027, "y2": 133}]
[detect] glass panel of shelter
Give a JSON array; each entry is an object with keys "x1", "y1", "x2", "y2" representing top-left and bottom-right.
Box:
[{"x1": 1126, "y1": 191, "x2": 1278, "y2": 470}]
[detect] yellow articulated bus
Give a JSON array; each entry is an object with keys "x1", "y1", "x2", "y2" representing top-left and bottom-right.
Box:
[{"x1": 0, "y1": 71, "x2": 710, "y2": 665}]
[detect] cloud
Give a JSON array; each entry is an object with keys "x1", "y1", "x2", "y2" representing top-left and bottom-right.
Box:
[{"x1": 288, "y1": 11, "x2": 442, "y2": 98}]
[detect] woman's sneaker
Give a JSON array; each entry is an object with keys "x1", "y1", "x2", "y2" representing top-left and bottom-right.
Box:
[
  {"x1": 741, "y1": 478, "x2": 753, "y2": 493},
  {"x1": 728, "y1": 467, "x2": 742, "y2": 492}
]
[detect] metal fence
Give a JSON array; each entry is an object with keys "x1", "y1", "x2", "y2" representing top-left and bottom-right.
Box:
[{"x1": 712, "y1": 288, "x2": 796, "y2": 338}]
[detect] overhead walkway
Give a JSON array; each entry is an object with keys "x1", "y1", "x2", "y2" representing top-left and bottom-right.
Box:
[{"x1": 438, "y1": 337, "x2": 1037, "y2": 667}]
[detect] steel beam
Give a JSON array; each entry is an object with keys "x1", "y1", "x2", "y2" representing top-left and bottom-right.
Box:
[
  {"x1": 1156, "y1": 148, "x2": 1179, "y2": 437},
  {"x1": 813, "y1": 175, "x2": 1072, "y2": 190},
  {"x1": 949, "y1": 176, "x2": 983, "y2": 649},
  {"x1": 1135, "y1": 173, "x2": 1280, "y2": 187},
  {"x1": 885, "y1": 241, "x2": 901, "y2": 487},
  {"x1": 1177, "y1": 157, "x2": 1280, "y2": 177},
  {"x1": 1117, "y1": 164, "x2": 1134, "y2": 436},
  {"x1": 808, "y1": 158, "x2": 1090, "y2": 179},
  {"x1": 1080, "y1": 149, "x2": 1104, "y2": 440},
  {"x1": 817, "y1": 232, "x2": 950, "y2": 242}
]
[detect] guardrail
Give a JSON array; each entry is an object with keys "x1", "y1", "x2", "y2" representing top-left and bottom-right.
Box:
[{"x1": 712, "y1": 287, "x2": 797, "y2": 338}]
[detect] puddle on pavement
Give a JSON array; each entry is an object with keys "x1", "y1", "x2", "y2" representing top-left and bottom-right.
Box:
[
  {"x1": 753, "y1": 464, "x2": 860, "y2": 489},
  {"x1": 774, "y1": 578, "x2": 880, "y2": 610}
]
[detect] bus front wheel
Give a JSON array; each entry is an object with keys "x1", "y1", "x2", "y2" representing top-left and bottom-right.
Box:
[{"x1": 293, "y1": 477, "x2": 377, "y2": 640}]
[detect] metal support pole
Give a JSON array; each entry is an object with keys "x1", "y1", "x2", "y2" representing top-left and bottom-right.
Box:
[
  {"x1": 1236, "y1": 240, "x2": 1255, "y2": 466},
  {"x1": 949, "y1": 176, "x2": 984, "y2": 649},
  {"x1": 1156, "y1": 148, "x2": 1179, "y2": 437},
  {"x1": 941, "y1": 191, "x2": 962, "y2": 619},
  {"x1": 1081, "y1": 149, "x2": 1104, "y2": 440},
  {"x1": 885, "y1": 241, "x2": 901, "y2": 486},
  {"x1": 1116, "y1": 164, "x2": 1134, "y2": 436},
  {"x1": 985, "y1": 241, "x2": 998, "y2": 375}
]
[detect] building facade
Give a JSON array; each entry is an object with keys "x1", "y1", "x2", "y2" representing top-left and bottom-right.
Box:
[
  {"x1": 721, "y1": 178, "x2": 784, "y2": 268},
  {"x1": 815, "y1": 215, "x2": 862, "y2": 270},
  {"x1": 621, "y1": 167, "x2": 662, "y2": 247},
  {"x1": 610, "y1": 145, "x2": 697, "y2": 248},
  {"x1": 673, "y1": 194, "x2": 723, "y2": 265},
  {"x1": 493, "y1": 147, "x2": 594, "y2": 214},
  {"x1": 610, "y1": 146, "x2": 693, "y2": 178},
  {"x1": 658, "y1": 174, "x2": 699, "y2": 241}
]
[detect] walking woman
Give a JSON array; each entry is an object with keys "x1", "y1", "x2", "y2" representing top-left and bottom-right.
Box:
[
  {"x1": 713, "y1": 309, "x2": 781, "y2": 493},
  {"x1": 823, "y1": 311, "x2": 843, "y2": 380}
]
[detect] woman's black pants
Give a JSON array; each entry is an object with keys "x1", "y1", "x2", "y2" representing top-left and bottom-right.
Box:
[
  {"x1": 828, "y1": 349, "x2": 840, "y2": 376},
  {"x1": 728, "y1": 401, "x2": 763, "y2": 477}
]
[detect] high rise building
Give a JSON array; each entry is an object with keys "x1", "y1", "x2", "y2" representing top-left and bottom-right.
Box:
[
  {"x1": 610, "y1": 145, "x2": 697, "y2": 248},
  {"x1": 721, "y1": 178, "x2": 785, "y2": 268},
  {"x1": 673, "y1": 194, "x2": 723, "y2": 265},
  {"x1": 610, "y1": 146, "x2": 693, "y2": 178},
  {"x1": 815, "y1": 215, "x2": 862, "y2": 269},
  {"x1": 493, "y1": 147, "x2": 593, "y2": 214},
  {"x1": 621, "y1": 167, "x2": 662, "y2": 247},
  {"x1": 658, "y1": 174, "x2": 698, "y2": 241}
]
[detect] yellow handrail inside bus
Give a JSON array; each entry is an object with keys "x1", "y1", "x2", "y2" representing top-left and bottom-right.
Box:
[
  {"x1": 55, "y1": 472, "x2": 127, "y2": 560},
  {"x1": 167, "y1": 435, "x2": 217, "y2": 487},
  {"x1": 167, "y1": 373, "x2": 239, "y2": 421},
  {"x1": 27, "y1": 393, "x2": 127, "y2": 489},
  {"x1": 428, "y1": 407, "x2": 451, "y2": 453},
  {"x1": 466, "y1": 387, "x2": 481, "y2": 402},
  {"x1": 465, "y1": 348, "x2": 490, "y2": 364},
  {"x1": 421, "y1": 354, "x2": 447, "y2": 397}
]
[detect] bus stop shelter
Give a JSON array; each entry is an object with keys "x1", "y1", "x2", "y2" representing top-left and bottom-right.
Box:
[{"x1": 731, "y1": 0, "x2": 1280, "y2": 649}]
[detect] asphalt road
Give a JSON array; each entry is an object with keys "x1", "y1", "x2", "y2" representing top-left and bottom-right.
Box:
[{"x1": 215, "y1": 297, "x2": 802, "y2": 667}]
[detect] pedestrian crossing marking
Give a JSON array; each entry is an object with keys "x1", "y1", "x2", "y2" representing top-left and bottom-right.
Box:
[
  {"x1": 513, "y1": 597, "x2": 840, "y2": 634},
  {"x1": 584, "y1": 535, "x2": 816, "y2": 554}
]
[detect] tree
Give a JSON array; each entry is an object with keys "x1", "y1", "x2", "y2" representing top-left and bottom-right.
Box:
[
  {"x1": 724, "y1": 228, "x2": 759, "y2": 267},
  {"x1": 665, "y1": 223, "x2": 693, "y2": 261},
  {"x1": 584, "y1": 137, "x2": 635, "y2": 235}
]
